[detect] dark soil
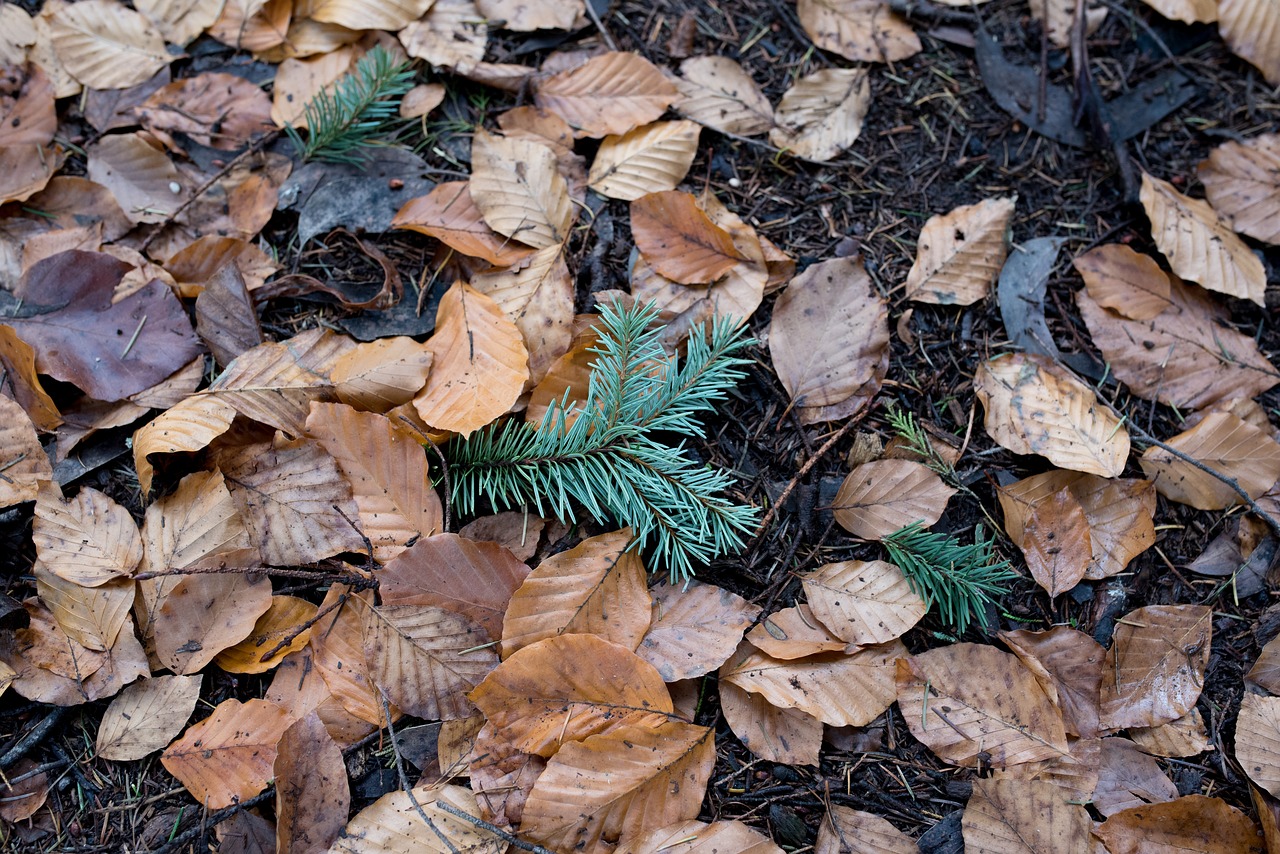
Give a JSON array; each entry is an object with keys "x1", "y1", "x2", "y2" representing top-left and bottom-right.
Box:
[{"x1": 3, "y1": 0, "x2": 1280, "y2": 850}]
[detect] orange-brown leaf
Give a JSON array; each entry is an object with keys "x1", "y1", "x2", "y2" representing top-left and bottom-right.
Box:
[
  {"x1": 161, "y1": 698, "x2": 291, "y2": 809},
  {"x1": 631, "y1": 191, "x2": 747, "y2": 284}
]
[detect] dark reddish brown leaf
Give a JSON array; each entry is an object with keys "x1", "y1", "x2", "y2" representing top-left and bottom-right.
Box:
[
  {"x1": 137, "y1": 72, "x2": 273, "y2": 150},
  {"x1": 275, "y1": 711, "x2": 349, "y2": 854},
  {"x1": 631, "y1": 190, "x2": 748, "y2": 284},
  {"x1": 195, "y1": 262, "x2": 263, "y2": 368},
  {"x1": 1000, "y1": 626, "x2": 1104, "y2": 739}
]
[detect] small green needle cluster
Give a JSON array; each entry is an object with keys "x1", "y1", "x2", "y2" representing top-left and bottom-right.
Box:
[
  {"x1": 286, "y1": 45, "x2": 415, "y2": 164},
  {"x1": 882, "y1": 521, "x2": 1018, "y2": 634},
  {"x1": 447, "y1": 301, "x2": 760, "y2": 582}
]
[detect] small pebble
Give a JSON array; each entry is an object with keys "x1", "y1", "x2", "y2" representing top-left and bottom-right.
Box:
[
  {"x1": 168, "y1": 181, "x2": 181, "y2": 194},
  {"x1": 728, "y1": 177, "x2": 741, "y2": 188}
]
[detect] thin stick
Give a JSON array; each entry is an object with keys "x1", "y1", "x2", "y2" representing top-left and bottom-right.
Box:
[
  {"x1": 583, "y1": 0, "x2": 618, "y2": 51},
  {"x1": 432, "y1": 801, "x2": 557, "y2": 854},
  {"x1": 380, "y1": 692, "x2": 461, "y2": 854}
]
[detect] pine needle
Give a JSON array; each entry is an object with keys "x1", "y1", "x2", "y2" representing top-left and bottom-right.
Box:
[
  {"x1": 285, "y1": 45, "x2": 415, "y2": 164},
  {"x1": 447, "y1": 301, "x2": 759, "y2": 582},
  {"x1": 885, "y1": 402, "x2": 956, "y2": 481},
  {"x1": 881, "y1": 521, "x2": 1019, "y2": 634}
]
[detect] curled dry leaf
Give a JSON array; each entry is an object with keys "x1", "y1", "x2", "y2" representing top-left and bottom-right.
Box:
[
  {"x1": 588, "y1": 120, "x2": 701, "y2": 201},
  {"x1": 47, "y1": 0, "x2": 169, "y2": 90},
  {"x1": 397, "y1": 0, "x2": 487, "y2": 73},
  {"x1": 214, "y1": 595, "x2": 318, "y2": 674},
  {"x1": 161, "y1": 697, "x2": 292, "y2": 810},
  {"x1": 274, "y1": 710, "x2": 349, "y2": 854},
  {"x1": 637, "y1": 579, "x2": 761, "y2": 681},
  {"x1": 413, "y1": 282, "x2": 529, "y2": 437},
  {"x1": 520, "y1": 721, "x2": 715, "y2": 854},
  {"x1": 905, "y1": 197, "x2": 1015, "y2": 305},
  {"x1": 305, "y1": 403, "x2": 444, "y2": 563},
  {"x1": 132, "y1": 395, "x2": 237, "y2": 494},
  {"x1": 974, "y1": 352, "x2": 1129, "y2": 477},
  {"x1": 632, "y1": 191, "x2": 748, "y2": 284},
  {"x1": 1218, "y1": 0, "x2": 1280, "y2": 86},
  {"x1": 770, "y1": 67, "x2": 872, "y2": 162},
  {"x1": 1092, "y1": 736, "x2": 1179, "y2": 816},
  {"x1": 330, "y1": 783, "x2": 504, "y2": 853},
  {"x1": 0, "y1": 395, "x2": 52, "y2": 508},
  {"x1": 1200, "y1": 133, "x2": 1280, "y2": 245},
  {"x1": 896, "y1": 643, "x2": 1069, "y2": 767},
  {"x1": 1140, "y1": 172, "x2": 1265, "y2": 305},
  {"x1": 392, "y1": 180, "x2": 536, "y2": 267},
  {"x1": 801, "y1": 560, "x2": 927, "y2": 646},
  {"x1": 768, "y1": 256, "x2": 890, "y2": 413},
  {"x1": 535, "y1": 51, "x2": 678, "y2": 139},
  {"x1": 154, "y1": 570, "x2": 273, "y2": 674},
  {"x1": 470, "y1": 634, "x2": 674, "y2": 757},
  {"x1": 330, "y1": 337, "x2": 434, "y2": 412},
  {"x1": 962, "y1": 777, "x2": 1092, "y2": 854},
  {"x1": 1237, "y1": 693, "x2": 1280, "y2": 799},
  {"x1": 722, "y1": 640, "x2": 906, "y2": 727},
  {"x1": 830, "y1": 459, "x2": 956, "y2": 540},
  {"x1": 97, "y1": 674, "x2": 202, "y2": 761},
  {"x1": 617, "y1": 820, "x2": 783, "y2": 854},
  {"x1": 1100, "y1": 605, "x2": 1211, "y2": 731},
  {"x1": 1139, "y1": 412, "x2": 1280, "y2": 510},
  {"x1": 500, "y1": 528, "x2": 651, "y2": 657},
  {"x1": 1093, "y1": 795, "x2": 1266, "y2": 854},
  {"x1": 797, "y1": 0, "x2": 921, "y2": 62},
  {"x1": 816, "y1": 805, "x2": 915, "y2": 854},
  {"x1": 33, "y1": 481, "x2": 141, "y2": 587},
  {"x1": 1000, "y1": 626, "x2": 1104, "y2": 739},
  {"x1": 673, "y1": 56, "x2": 774, "y2": 136},
  {"x1": 471, "y1": 242, "x2": 574, "y2": 385},
  {"x1": 470, "y1": 128, "x2": 573, "y2": 250}
]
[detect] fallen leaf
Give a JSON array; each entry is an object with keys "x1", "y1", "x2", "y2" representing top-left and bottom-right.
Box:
[
  {"x1": 48, "y1": 0, "x2": 169, "y2": 90},
  {"x1": 673, "y1": 56, "x2": 774, "y2": 136},
  {"x1": 1218, "y1": 0, "x2": 1280, "y2": 86},
  {"x1": 1249, "y1": 634, "x2": 1280, "y2": 694},
  {"x1": 535, "y1": 51, "x2": 678, "y2": 139},
  {"x1": 0, "y1": 5, "x2": 37, "y2": 66},
  {"x1": 768, "y1": 256, "x2": 890, "y2": 412},
  {"x1": 1020, "y1": 486, "x2": 1092, "y2": 597},
  {"x1": 0, "y1": 324, "x2": 61, "y2": 431},
  {"x1": 0, "y1": 757, "x2": 48, "y2": 822},
  {"x1": 992, "y1": 736, "x2": 1101, "y2": 804},
  {"x1": 474, "y1": 0, "x2": 583, "y2": 30},
  {"x1": 97, "y1": 674, "x2": 202, "y2": 761},
  {"x1": 330, "y1": 783, "x2": 504, "y2": 853},
  {"x1": 397, "y1": 0, "x2": 486, "y2": 74},
  {"x1": 830, "y1": 459, "x2": 956, "y2": 540},
  {"x1": 801, "y1": 560, "x2": 928, "y2": 645},
  {"x1": 770, "y1": 67, "x2": 872, "y2": 162},
  {"x1": 588, "y1": 121, "x2": 701, "y2": 201},
  {"x1": 1099, "y1": 605, "x2": 1211, "y2": 731},
  {"x1": 469, "y1": 721, "x2": 545, "y2": 827},
  {"x1": 746, "y1": 604, "x2": 847, "y2": 659},
  {"x1": 470, "y1": 634, "x2": 674, "y2": 757},
  {"x1": 636, "y1": 579, "x2": 760, "y2": 681},
  {"x1": 962, "y1": 777, "x2": 1092, "y2": 853},
  {"x1": 1093, "y1": 795, "x2": 1265, "y2": 854},
  {"x1": 632, "y1": 190, "x2": 748, "y2": 284},
  {"x1": 1128, "y1": 707, "x2": 1212, "y2": 757},
  {"x1": 974, "y1": 352, "x2": 1129, "y2": 477},
  {"x1": 138, "y1": 73, "x2": 274, "y2": 150},
  {"x1": 1139, "y1": 412, "x2": 1280, "y2": 510},
  {"x1": 266, "y1": 648, "x2": 377, "y2": 748},
  {"x1": 470, "y1": 242, "x2": 574, "y2": 384},
  {"x1": 132, "y1": 396, "x2": 237, "y2": 495},
  {"x1": 310, "y1": 586, "x2": 397, "y2": 727},
  {"x1": 166, "y1": 235, "x2": 280, "y2": 297},
  {"x1": 194, "y1": 263, "x2": 263, "y2": 368},
  {"x1": 520, "y1": 721, "x2": 715, "y2": 854},
  {"x1": 816, "y1": 805, "x2": 915, "y2": 854},
  {"x1": 1092, "y1": 736, "x2": 1179, "y2": 816},
  {"x1": 500, "y1": 528, "x2": 651, "y2": 657},
  {"x1": 161, "y1": 698, "x2": 292, "y2": 810},
  {"x1": 309, "y1": 0, "x2": 435, "y2": 30},
  {"x1": 718, "y1": 657, "x2": 823, "y2": 766},
  {"x1": 33, "y1": 481, "x2": 141, "y2": 587},
  {"x1": 798, "y1": 0, "x2": 921, "y2": 61},
  {"x1": 1138, "y1": 0, "x2": 1217, "y2": 22},
  {"x1": 1199, "y1": 133, "x2": 1280, "y2": 245},
  {"x1": 1237, "y1": 693, "x2": 1280, "y2": 799},
  {"x1": 34, "y1": 565, "x2": 132, "y2": 652},
  {"x1": 0, "y1": 396, "x2": 53, "y2": 508},
  {"x1": 458, "y1": 512, "x2": 545, "y2": 562},
  {"x1": 274, "y1": 711, "x2": 350, "y2": 854},
  {"x1": 905, "y1": 197, "x2": 1015, "y2": 305},
  {"x1": 618, "y1": 820, "x2": 783, "y2": 854},
  {"x1": 16, "y1": 597, "x2": 106, "y2": 681},
  {"x1": 392, "y1": 180, "x2": 537, "y2": 267},
  {"x1": 1141, "y1": 171, "x2": 1265, "y2": 305},
  {"x1": 469, "y1": 128, "x2": 572, "y2": 250},
  {"x1": 86, "y1": 132, "x2": 190, "y2": 224},
  {"x1": 1031, "y1": 0, "x2": 1106, "y2": 47},
  {"x1": 330, "y1": 337, "x2": 434, "y2": 412},
  {"x1": 133, "y1": 0, "x2": 224, "y2": 44},
  {"x1": 896, "y1": 643, "x2": 1069, "y2": 767},
  {"x1": 213, "y1": 595, "x2": 318, "y2": 674},
  {"x1": 1000, "y1": 627, "x2": 1104, "y2": 739},
  {"x1": 270, "y1": 42, "x2": 359, "y2": 127},
  {"x1": 154, "y1": 570, "x2": 273, "y2": 674},
  {"x1": 413, "y1": 282, "x2": 529, "y2": 437},
  {"x1": 0, "y1": 62, "x2": 55, "y2": 147}
]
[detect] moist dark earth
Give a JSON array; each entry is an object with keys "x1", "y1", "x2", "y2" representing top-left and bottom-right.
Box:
[{"x1": 3, "y1": 0, "x2": 1280, "y2": 850}]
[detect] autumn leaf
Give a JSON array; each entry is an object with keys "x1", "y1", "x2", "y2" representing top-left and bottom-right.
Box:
[
  {"x1": 161, "y1": 698, "x2": 291, "y2": 809},
  {"x1": 97, "y1": 674, "x2": 202, "y2": 761}
]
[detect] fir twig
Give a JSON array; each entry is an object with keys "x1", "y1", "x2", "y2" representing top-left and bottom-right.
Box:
[
  {"x1": 886, "y1": 403, "x2": 956, "y2": 481},
  {"x1": 447, "y1": 301, "x2": 759, "y2": 582},
  {"x1": 285, "y1": 45, "x2": 415, "y2": 164},
  {"x1": 882, "y1": 521, "x2": 1018, "y2": 634}
]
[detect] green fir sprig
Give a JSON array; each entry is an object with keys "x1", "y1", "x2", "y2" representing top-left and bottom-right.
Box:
[
  {"x1": 885, "y1": 403, "x2": 957, "y2": 482},
  {"x1": 447, "y1": 301, "x2": 759, "y2": 582},
  {"x1": 285, "y1": 45, "x2": 415, "y2": 164},
  {"x1": 882, "y1": 521, "x2": 1018, "y2": 634}
]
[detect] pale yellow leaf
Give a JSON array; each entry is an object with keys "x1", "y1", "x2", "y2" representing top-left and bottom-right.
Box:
[
  {"x1": 469, "y1": 128, "x2": 573, "y2": 250},
  {"x1": 33, "y1": 481, "x2": 141, "y2": 587},
  {"x1": 474, "y1": 0, "x2": 583, "y2": 30},
  {"x1": 802, "y1": 560, "x2": 927, "y2": 645},
  {"x1": 48, "y1": 0, "x2": 169, "y2": 90},
  {"x1": 1139, "y1": 412, "x2": 1280, "y2": 510},
  {"x1": 1138, "y1": 0, "x2": 1217, "y2": 22},
  {"x1": 673, "y1": 56, "x2": 774, "y2": 137},
  {"x1": 770, "y1": 67, "x2": 871, "y2": 162},
  {"x1": 588, "y1": 120, "x2": 701, "y2": 201},
  {"x1": 97, "y1": 674, "x2": 202, "y2": 761},
  {"x1": 0, "y1": 5, "x2": 37, "y2": 66},
  {"x1": 905, "y1": 197, "x2": 1015, "y2": 305},
  {"x1": 133, "y1": 0, "x2": 224, "y2": 45}
]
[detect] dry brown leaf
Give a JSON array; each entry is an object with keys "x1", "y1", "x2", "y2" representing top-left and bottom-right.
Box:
[
  {"x1": 746, "y1": 604, "x2": 848, "y2": 659},
  {"x1": 1141, "y1": 171, "x2": 1265, "y2": 305},
  {"x1": 0, "y1": 5, "x2": 37, "y2": 66},
  {"x1": 310, "y1": 586, "x2": 396, "y2": 727},
  {"x1": 97, "y1": 674, "x2": 202, "y2": 761},
  {"x1": 1218, "y1": 0, "x2": 1280, "y2": 86},
  {"x1": 86, "y1": 131, "x2": 190, "y2": 224},
  {"x1": 274, "y1": 710, "x2": 349, "y2": 854},
  {"x1": 400, "y1": 82, "x2": 445, "y2": 118},
  {"x1": 216, "y1": 434, "x2": 367, "y2": 566},
  {"x1": 193, "y1": 263, "x2": 262, "y2": 369},
  {"x1": 33, "y1": 481, "x2": 141, "y2": 587},
  {"x1": 992, "y1": 736, "x2": 1101, "y2": 805},
  {"x1": 0, "y1": 142, "x2": 62, "y2": 204},
  {"x1": 1100, "y1": 605, "x2": 1211, "y2": 731},
  {"x1": 161, "y1": 697, "x2": 291, "y2": 809},
  {"x1": 469, "y1": 128, "x2": 572, "y2": 250},
  {"x1": 330, "y1": 783, "x2": 504, "y2": 853},
  {"x1": 1092, "y1": 736, "x2": 1179, "y2": 816},
  {"x1": 1031, "y1": 0, "x2": 1106, "y2": 47},
  {"x1": 458, "y1": 511, "x2": 545, "y2": 562},
  {"x1": 769, "y1": 67, "x2": 872, "y2": 162},
  {"x1": 588, "y1": 121, "x2": 701, "y2": 201},
  {"x1": 896, "y1": 643, "x2": 1069, "y2": 767},
  {"x1": 0, "y1": 395, "x2": 52, "y2": 508},
  {"x1": 1254, "y1": 785, "x2": 1280, "y2": 854},
  {"x1": 309, "y1": 0, "x2": 434, "y2": 30},
  {"x1": 802, "y1": 560, "x2": 927, "y2": 645},
  {"x1": 266, "y1": 648, "x2": 377, "y2": 748},
  {"x1": 138, "y1": 73, "x2": 274, "y2": 151},
  {"x1": 133, "y1": 0, "x2": 223, "y2": 44},
  {"x1": 1200, "y1": 133, "x2": 1280, "y2": 245},
  {"x1": 1140, "y1": 412, "x2": 1280, "y2": 510},
  {"x1": 0, "y1": 757, "x2": 48, "y2": 823},
  {"x1": 330, "y1": 337, "x2": 433, "y2": 412},
  {"x1": 718, "y1": 657, "x2": 823, "y2": 766},
  {"x1": 413, "y1": 281, "x2": 529, "y2": 437},
  {"x1": 0, "y1": 63, "x2": 55, "y2": 148},
  {"x1": 207, "y1": 0, "x2": 289, "y2": 53},
  {"x1": 1000, "y1": 627, "x2": 1104, "y2": 739},
  {"x1": 673, "y1": 56, "x2": 774, "y2": 136},
  {"x1": 520, "y1": 720, "x2": 715, "y2": 854},
  {"x1": 831, "y1": 460, "x2": 956, "y2": 540},
  {"x1": 397, "y1": 0, "x2": 486, "y2": 73},
  {"x1": 154, "y1": 570, "x2": 273, "y2": 675},
  {"x1": 1093, "y1": 795, "x2": 1265, "y2": 854},
  {"x1": 166, "y1": 235, "x2": 280, "y2": 297},
  {"x1": 636, "y1": 579, "x2": 760, "y2": 681},
  {"x1": 768, "y1": 256, "x2": 890, "y2": 413},
  {"x1": 471, "y1": 634, "x2": 674, "y2": 757},
  {"x1": 722, "y1": 640, "x2": 906, "y2": 727},
  {"x1": 469, "y1": 720, "x2": 544, "y2": 826},
  {"x1": 962, "y1": 777, "x2": 1092, "y2": 853},
  {"x1": 618, "y1": 820, "x2": 783, "y2": 854},
  {"x1": 0, "y1": 324, "x2": 61, "y2": 432},
  {"x1": 363, "y1": 604, "x2": 496, "y2": 720},
  {"x1": 1249, "y1": 634, "x2": 1280, "y2": 694},
  {"x1": 1020, "y1": 486, "x2": 1092, "y2": 597},
  {"x1": 905, "y1": 197, "x2": 1015, "y2": 305},
  {"x1": 535, "y1": 51, "x2": 678, "y2": 138},
  {"x1": 1128, "y1": 708, "x2": 1212, "y2": 758},
  {"x1": 525, "y1": 319, "x2": 599, "y2": 425},
  {"x1": 816, "y1": 805, "x2": 915, "y2": 854},
  {"x1": 305, "y1": 403, "x2": 443, "y2": 562},
  {"x1": 271, "y1": 43, "x2": 359, "y2": 127},
  {"x1": 1138, "y1": 0, "x2": 1217, "y2": 22},
  {"x1": 132, "y1": 395, "x2": 237, "y2": 495},
  {"x1": 392, "y1": 181, "x2": 536, "y2": 267},
  {"x1": 1237, "y1": 693, "x2": 1280, "y2": 798},
  {"x1": 34, "y1": 566, "x2": 132, "y2": 653},
  {"x1": 797, "y1": 0, "x2": 921, "y2": 62},
  {"x1": 474, "y1": 0, "x2": 582, "y2": 30},
  {"x1": 632, "y1": 190, "x2": 749, "y2": 284},
  {"x1": 16, "y1": 597, "x2": 107, "y2": 681},
  {"x1": 501, "y1": 528, "x2": 651, "y2": 657},
  {"x1": 214, "y1": 595, "x2": 318, "y2": 674},
  {"x1": 974, "y1": 352, "x2": 1129, "y2": 477},
  {"x1": 471, "y1": 242, "x2": 574, "y2": 385},
  {"x1": 48, "y1": 0, "x2": 169, "y2": 90}
]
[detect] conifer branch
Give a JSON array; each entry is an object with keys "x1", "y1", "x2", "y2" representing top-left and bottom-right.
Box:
[{"x1": 446, "y1": 302, "x2": 759, "y2": 581}]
